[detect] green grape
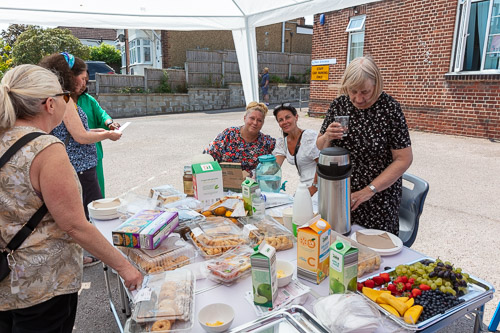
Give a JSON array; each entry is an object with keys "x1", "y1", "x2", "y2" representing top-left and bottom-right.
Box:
[
  {"x1": 410, "y1": 274, "x2": 418, "y2": 280},
  {"x1": 449, "y1": 289, "x2": 457, "y2": 296},
  {"x1": 444, "y1": 261, "x2": 451, "y2": 266},
  {"x1": 440, "y1": 286, "x2": 447, "y2": 293},
  {"x1": 445, "y1": 281, "x2": 452, "y2": 287},
  {"x1": 462, "y1": 273, "x2": 469, "y2": 281},
  {"x1": 395, "y1": 269, "x2": 402, "y2": 275},
  {"x1": 436, "y1": 259, "x2": 442, "y2": 263},
  {"x1": 426, "y1": 266, "x2": 433, "y2": 273},
  {"x1": 396, "y1": 265, "x2": 405, "y2": 270},
  {"x1": 421, "y1": 279, "x2": 428, "y2": 285},
  {"x1": 401, "y1": 268, "x2": 408, "y2": 274},
  {"x1": 455, "y1": 268, "x2": 462, "y2": 273},
  {"x1": 436, "y1": 278, "x2": 443, "y2": 286},
  {"x1": 417, "y1": 269, "x2": 425, "y2": 275},
  {"x1": 431, "y1": 283, "x2": 437, "y2": 290},
  {"x1": 423, "y1": 274, "x2": 429, "y2": 279}
]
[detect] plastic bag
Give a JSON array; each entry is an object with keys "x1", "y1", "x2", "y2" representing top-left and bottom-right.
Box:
[{"x1": 313, "y1": 293, "x2": 381, "y2": 333}]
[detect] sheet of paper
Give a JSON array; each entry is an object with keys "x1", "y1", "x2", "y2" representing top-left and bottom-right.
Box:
[
  {"x1": 356, "y1": 231, "x2": 395, "y2": 249},
  {"x1": 116, "y1": 121, "x2": 131, "y2": 133}
]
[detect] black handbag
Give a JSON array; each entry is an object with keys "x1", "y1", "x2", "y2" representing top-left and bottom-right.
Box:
[{"x1": 0, "y1": 132, "x2": 48, "y2": 282}]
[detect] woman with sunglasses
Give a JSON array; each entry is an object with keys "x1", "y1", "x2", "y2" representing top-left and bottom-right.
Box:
[
  {"x1": 0, "y1": 65, "x2": 142, "y2": 333},
  {"x1": 272, "y1": 103, "x2": 320, "y2": 196},
  {"x1": 39, "y1": 53, "x2": 121, "y2": 266}
]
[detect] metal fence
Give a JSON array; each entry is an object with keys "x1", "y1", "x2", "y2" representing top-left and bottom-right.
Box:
[{"x1": 185, "y1": 49, "x2": 311, "y2": 87}]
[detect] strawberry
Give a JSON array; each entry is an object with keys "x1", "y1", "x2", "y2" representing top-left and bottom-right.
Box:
[
  {"x1": 405, "y1": 282, "x2": 413, "y2": 291},
  {"x1": 373, "y1": 276, "x2": 384, "y2": 286},
  {"x1": 380, "y1": 273, "x2": 391, "y2": 283},
  {"x1": 357, "y1": 282, "x2": 364, "y2": 291},
  {"x1": 364, "y1": 279, "x2": 375, "y2": 288},
  {"x1": 394, "y1": 276, "x2": 403, "y2": 284},
  {"x1": 387, "y1": 284, "x2": 397, "y2": 294},
  {"x1": 419, "y1": 284, "x2": 431, "y2": 291},
  {"x1": 396, "y1": 282, "x2": 405, "y2": 292},
  {"x1": 401, "y1": 275, "x2": 408, "y2": 283},
  {"x1": 408, "y1": 277, "x2": 416, "y2": 285},
  {"x1": 412, "y1": 288, "x2": 422, "y2": 297}
]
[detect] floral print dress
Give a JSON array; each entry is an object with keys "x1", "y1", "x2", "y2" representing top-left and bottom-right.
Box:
[
  {"x1": 319, "y1": 92, "x2": 411, "y2": 234},
  {"x1": 205, "y1": 127, "x2": 276, "y2": 174}
]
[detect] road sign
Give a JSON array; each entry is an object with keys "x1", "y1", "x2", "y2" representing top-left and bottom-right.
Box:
[{"x1": 311, "y1": 65, "x2": 329, "y2": 81}]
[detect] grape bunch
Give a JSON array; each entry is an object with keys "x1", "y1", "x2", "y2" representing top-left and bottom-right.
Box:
[
  {"x1": 414, "y1": 289, "x2": 464, "y2": 322},
  {"x1": 394, "y1": 259, "x2": 468, "y2": 297}
]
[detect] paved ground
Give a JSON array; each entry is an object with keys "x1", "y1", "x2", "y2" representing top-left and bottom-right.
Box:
[{"x1": 74, "y1": 107, "x2": 500, "y2": 332}]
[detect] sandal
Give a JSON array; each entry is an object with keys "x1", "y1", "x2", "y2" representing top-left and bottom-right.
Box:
[{"x1": 83, "y1": 255, "x2": 101, "y2": 268}]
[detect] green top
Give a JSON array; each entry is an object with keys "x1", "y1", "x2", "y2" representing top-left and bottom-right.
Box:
[{"x1": 77, "y1": 93, "x2": 112, "y2": 160}]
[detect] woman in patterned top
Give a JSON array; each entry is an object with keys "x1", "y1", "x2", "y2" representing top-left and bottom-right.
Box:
[
  {"x1": 0, "y1": 65, "x2": 142, "y2": 332},
  {"x1": 205, "y1": 102, "x2": 276, "y2": 176},
  {"x1": 317, "y1": 57, "x2": 413, "y2": 234},
  {"x1": 39, "y1": 54, "x2": 121, "y2": 221}
]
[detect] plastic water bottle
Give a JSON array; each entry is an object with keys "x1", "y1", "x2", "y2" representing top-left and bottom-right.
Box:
[
  {"x1": 292, "y1": 183, "x2": 314, "y2": 237},
  {"x1": 252, "y1": 189, "x2": 265, "y2": 217}
]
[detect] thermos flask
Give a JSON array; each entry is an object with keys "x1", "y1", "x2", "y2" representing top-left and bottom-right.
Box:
[{"x1": 317, "y1": 147, "x2": 352, "y2": 235}]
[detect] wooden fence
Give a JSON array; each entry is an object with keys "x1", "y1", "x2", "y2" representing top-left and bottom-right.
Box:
[{"x1": 185, "y1": 50, "x2": 311, "y2": 87}]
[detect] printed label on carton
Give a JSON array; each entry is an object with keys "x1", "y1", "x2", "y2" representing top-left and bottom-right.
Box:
[
  {"x1": 251, "y1": 242, "x2": 278, "y2": 308},
  {"x1": 329, "y1": 238, "x2": 358, "y2": 294},
  {"x1": 297, "y1": 218, "x2": 331, "y2": 284}
]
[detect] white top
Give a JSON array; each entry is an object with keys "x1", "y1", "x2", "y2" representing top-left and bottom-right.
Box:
[{"x1": 272, "y1": 129, "x2": 320, "y2": 186}]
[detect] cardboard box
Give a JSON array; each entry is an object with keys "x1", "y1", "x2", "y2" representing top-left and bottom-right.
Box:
[
  {"x1": 112, "y1": 210, "x2": 179, "y2": 250},
  {"x1": 329, "y1": 237, "x2": 358, "y2": 294},
  {"x1": 251, "y1": 241, "x2": 278, "y2": 308},
  {"x1": 192, "y1": 161, "x2": 223, "y2": 206},
  {"x1": 220, "y1": 162, "x2": 249, "y2": 192},
  {"x1": 241, "y1": 177, "x2": 259, "y2": 216},
  {"x1": 297, "y1": 216, "x2": 331, "y2": 284}
]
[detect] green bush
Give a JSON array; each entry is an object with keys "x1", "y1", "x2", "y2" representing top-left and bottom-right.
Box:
[{"x1": 155, "y1": 71, "x2": 172, "y2": 93}]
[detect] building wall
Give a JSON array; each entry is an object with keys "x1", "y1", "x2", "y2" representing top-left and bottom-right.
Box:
[
  {"x1": 309, "y1": 0, "x2": 500, "y2": 140},
  {"x1": 163, "y1": 20, "x2": 313, "y2": 68}
]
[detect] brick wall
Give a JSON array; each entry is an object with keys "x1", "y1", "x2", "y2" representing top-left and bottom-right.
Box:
[{"x1": 309, "y1": 0, "x2": 500, "y2": 140}]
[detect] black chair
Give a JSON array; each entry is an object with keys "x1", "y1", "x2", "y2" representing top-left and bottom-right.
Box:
[{"x1": 398, "y1": 173, "x2": 429, "y2": 247}]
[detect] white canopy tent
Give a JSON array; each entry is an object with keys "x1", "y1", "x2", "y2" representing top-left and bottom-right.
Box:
[{"x1": 0, "y1": 0, "x2": 381, "y2": 104}]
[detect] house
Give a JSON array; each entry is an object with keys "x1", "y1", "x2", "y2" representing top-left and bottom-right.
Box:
[
  {"x1": 60, "y1": 27, "x2": 117, "y2": 47},
  {"x1": 309, "y1": 0, "x2": 500, "y2": 140},
  {"x1": 116, "y1": 18, "x2": 313, "y2": 75}
]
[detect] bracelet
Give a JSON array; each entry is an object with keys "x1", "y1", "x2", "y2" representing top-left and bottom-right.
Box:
[
  {"x1": 311, "y1": 183, "x2": 318, "y2": 188},
  {"x1": 105, "y1": 120, "x2": 113, "y2": 128},
  {"x1": 368, "y1": 184, "x2": 377, "y2": 194}
]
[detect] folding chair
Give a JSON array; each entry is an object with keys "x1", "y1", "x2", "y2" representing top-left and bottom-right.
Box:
[
  {"x1": 489, "y1": 301, "x2": 500, "y2": 331},
  {"x1": 398, "y1": 173, "x2": 429, "y2": 248}
]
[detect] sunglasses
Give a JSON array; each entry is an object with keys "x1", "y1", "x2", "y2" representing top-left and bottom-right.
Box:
[
  {"x1": 274, "y1": 103, "x2": 292, "y2": 111},
  {"x1": 42, "y1": 91, "x2": 71, "y2": 104}
]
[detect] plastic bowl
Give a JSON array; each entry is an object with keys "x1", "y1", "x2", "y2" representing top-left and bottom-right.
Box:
[
  {"x1": 276, "y1": 260, "x2": 294, "y2": 287},
  {"x1": 198, "y1": 303, "x2": 235, "y2": 332}
]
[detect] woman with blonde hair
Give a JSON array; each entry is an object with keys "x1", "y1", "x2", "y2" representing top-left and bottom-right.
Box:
[
  {"x1": 0, "y1": 65, "x2": 142, "y2": 332},
  {"x1": 317, "y1": 56, "x2": 413, "y2": 234},
  {"x1": 205, "y1": 101, "x2": 276, "y2": 175}
]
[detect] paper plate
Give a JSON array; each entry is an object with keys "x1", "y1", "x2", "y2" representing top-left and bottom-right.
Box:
[
  {"x1": 350, "y1": 229, "x2": 403, "y2": 256},
  {"x1": 88, "y1": 198, "x2": 123, "y2": 221}
]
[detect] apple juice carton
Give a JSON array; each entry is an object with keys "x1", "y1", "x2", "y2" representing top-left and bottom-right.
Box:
[
  {"x1": 297, "y1": 216, "x2": 331, "y2": 284},
  {"x1": 242, "y1": 177, "x2": 259, "y2": 216},
  {"x1": 251, "y1": 241, "x2": 278, "y2": 308},
  {"x1": 329, "y1": 238, "x2": 358, "y2": 294}
]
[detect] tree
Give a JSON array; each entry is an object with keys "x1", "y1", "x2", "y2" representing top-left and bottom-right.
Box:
[
  {"x1": 0, "y1": 39, "x2": 13, "y2": 80},
  {"x1": 1, "y1": 24, "x2": 34, "y2": 50},
  {"x1": 12, "y1": 27, "x2": 90, "y2": 65},
  {"x1": 89, "y1": 43, "x2": 122, "y2": 72}
]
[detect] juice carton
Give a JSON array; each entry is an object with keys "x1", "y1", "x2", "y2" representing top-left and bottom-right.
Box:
[
  {"x1": 192, "y1": 161, "x2": 223, "y2": 206},
  {"x1": 297, "y1": 216, "x2": 331, "y2": 284},
  {"x1": 329, "y1": 237, "x2": 358, "y2": 294},
  {"x1": 242, "y1": 177, "x2": 259, "y2": 216},
  {"x1": 251, "y1": 241, "x2": 278, "y2": 308}
]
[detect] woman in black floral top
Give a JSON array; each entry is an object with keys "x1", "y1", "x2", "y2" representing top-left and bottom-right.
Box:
[
  {"x1": 317, "y1": 57, "x2": 413, "y2": 234},
  {"x1": 206, "y1": 102, "x2": 276, "y2": 175}
]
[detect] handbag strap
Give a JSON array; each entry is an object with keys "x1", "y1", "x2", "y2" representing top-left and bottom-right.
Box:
[
  {"x1": 0, "y1": 132, "x2": 48, "y2": 251},
  {"x1": 293, "y1": 130, "x2": 304, "y2": 176}
]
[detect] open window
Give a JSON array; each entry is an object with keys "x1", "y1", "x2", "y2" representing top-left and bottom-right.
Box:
[
  {"x1": 451, "y1": 0, "x2": 500, "y2": 72},
  {"x1": 346, "y1": 15, "x2": 366, "y2": 64}
]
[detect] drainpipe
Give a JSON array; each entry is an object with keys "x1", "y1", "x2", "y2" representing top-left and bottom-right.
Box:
[
  {"x1": 152, "y1": 30, "x2": 162, "y2": 69},
  {"x1": 125, "y1": 29, "x2": 130, "y2": 74},
  {"x1": 281, "y1": 22, "x2": 285, "y2": 53}
]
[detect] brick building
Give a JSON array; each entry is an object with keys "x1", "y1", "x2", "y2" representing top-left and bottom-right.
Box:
[{"x1": 309, "y1": 0, "x2": 500, "y2": 140}]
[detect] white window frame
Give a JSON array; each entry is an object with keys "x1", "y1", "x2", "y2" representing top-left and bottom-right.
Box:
[
  {"x1": 450, "y1": 0, "x2": 500, "y2": 73},
  {"x1": 129, "y1": 39, "x2": 153, "y2": 65},
  {"x1": 346, "y1": 15, "x2": 366, "y2": 65}
]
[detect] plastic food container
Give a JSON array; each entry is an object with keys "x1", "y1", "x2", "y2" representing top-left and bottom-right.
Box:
[
  {"x1": 129, "y1": 269, "x2": 195, "y2": 332},
  {"x1": 238, "y1": 215, "x2": 295, "y2": 251},
  {"x1": 205, "y1": 245, "x2": 253, "y2": 285},
  {"x1": 330, "y1": 230, "x2": 381, "y2": 278},
  {"x1": 187, "y1": 217, "x2": 251, "y2": 259},
  {"x1": 119, "y1": 235, "x2": 196, "y2": 275}
]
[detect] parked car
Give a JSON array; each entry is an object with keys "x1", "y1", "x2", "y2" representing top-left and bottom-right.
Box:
[{"x1": 85, "y1": 61, "x2": 115, "y2": 80}]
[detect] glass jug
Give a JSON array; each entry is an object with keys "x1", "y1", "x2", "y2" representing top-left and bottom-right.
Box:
[{"x1": 255, "y1": 154, "x2": 282, "y2": 193}]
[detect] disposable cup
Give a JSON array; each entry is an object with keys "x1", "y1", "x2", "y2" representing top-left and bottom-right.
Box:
[{"x1": 334, "y1": 115, "x2": 349, "y2": 137}]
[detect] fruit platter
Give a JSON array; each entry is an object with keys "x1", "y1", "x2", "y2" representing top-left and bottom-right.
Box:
[{"x1": 357, "y1": 257, "x2": 494, "y2": 330}]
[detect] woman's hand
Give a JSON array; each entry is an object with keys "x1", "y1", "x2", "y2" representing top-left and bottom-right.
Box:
[
  {"x1": 351, "y1": 187, "x2": 375, "y2": 210},
  {"x1": 107, "y1": 130, "x2": 122, "y2": 141},
  {"x1": 308, "y1": 185, "x2": 318, "y2": 196},
  {"x1": 108, "y1": 122, "x2": 121, "y2": 130},
  {"x1": 119, "y1": 264, "x2": 143, "y2": 291},
  {"x1": 324, "y1": 122, "x2": 345, "y2": 141}
]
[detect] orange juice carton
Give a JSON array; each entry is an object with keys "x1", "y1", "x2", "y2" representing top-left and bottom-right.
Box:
[
  {"x1": 329, "y1": 237, "x2": 358, "y2": 294},
  {"x1": 251, "y1": 241, "x2": 278, "y2": 308},
  {"x1": 297, "y1": 216, "x2": 331, "y2": 284}
]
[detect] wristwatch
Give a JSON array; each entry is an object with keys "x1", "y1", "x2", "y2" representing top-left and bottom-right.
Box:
[
  {"x1": 368, "y1": 184, "x2": 377, "y2": 194},
  {"x1": 105, "y1": 119, "x2": 113, "y2": 128},
  {"x1": 311, "y1": 182, "x2": 318, "y2": 188}
]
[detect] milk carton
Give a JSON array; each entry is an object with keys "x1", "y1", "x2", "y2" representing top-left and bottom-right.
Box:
[
  {"x1": 329, "y1": 238, "x2": 358, "y2": 294},
  {"x1": 192, "y1": 161, "x2": 223, "y2": 206},
  {"x1": 241, "y1": 177, "x2": 259, "y2": 216},
  {"x1": 297, "y1": 216, "x2": 331, "y2": 284},
  {"x1": 251, "y1": 241, "x2": 278, "y2": 308}
]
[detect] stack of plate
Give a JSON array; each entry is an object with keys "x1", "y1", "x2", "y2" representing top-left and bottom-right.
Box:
[
  {"x1": 88, "y1": 198, "x2": 123, "y2": 220},
  {"x1": 350, "y1": 229, "x2": 403, "y2": 256}
]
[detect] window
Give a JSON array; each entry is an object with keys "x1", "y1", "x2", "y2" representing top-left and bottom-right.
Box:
[
  {"x1": 346, "y1": 15, "x2": 366, "y2": 64},
  {"x1": 129, "y1": 39, "x2": 153, "y2": 65},
  {"x1": 452, "y1": 0, "x2": 500, "y2": 72}
]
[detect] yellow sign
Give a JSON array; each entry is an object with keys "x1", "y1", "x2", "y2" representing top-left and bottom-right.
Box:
[{"x1": 311, "y1": 65, "x2": 329, "y2": 81}]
